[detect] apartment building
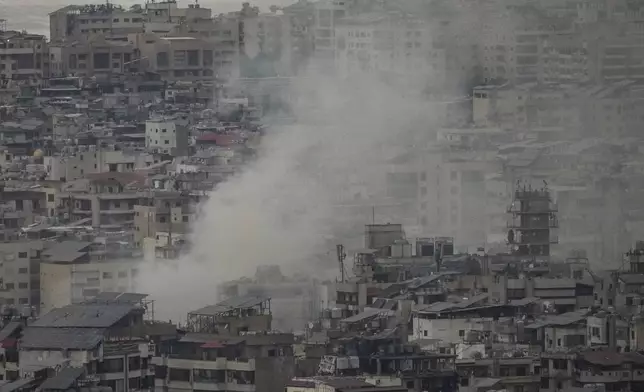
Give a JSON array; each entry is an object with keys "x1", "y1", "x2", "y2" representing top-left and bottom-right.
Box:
[
  {"x1": 418, "y1": 144, "x2": 501, "y2": 251},
  {"x1": 310, "y1": 0, "x2": 348, "y2": 72},
  {"x1": 134, "y1": 33, "x2": 237, "y2": 81},
  {"x1": 44, "y1": 148, "x2": 157, "y2": 182},
  {"x1": 48, "y1": 36, "x2": 137, "y2": 78},
  {"x1": 241, "y1": 13, "x2": 294, "y2": 78},
  {"x1": 19, "y1": 300, "x2": 154, "y2": 392},
  {"x1": 145, "y1": 119, "x2": 190, "y2": 155},
  {"x1": 334, "y1": 13, "x2": 441, "y2": 80},
  {"x1": 58, "y1": 172, "x2": 146, "y2": 228},
  {"x1": 39, "y1": 260, "x2": 142, "y2": 314},
  {"x1": 49, "y1": 4, "x2": 146, "y2": 42},
  {"x1": 0, "y1": 187, "x2": 47, "y2": 236},
  {"x1": 0, "y1": 241, "x2": 44, "y2": 309},
  {"x1": 134, "y1": 191, "x2": 195, "y2": 246},
  {"x1": 0, "y1": 30, "x2": 49, "y2": 82},
  {"x1": 152, "y1": 296, "x2": 296, "y2": 392}
]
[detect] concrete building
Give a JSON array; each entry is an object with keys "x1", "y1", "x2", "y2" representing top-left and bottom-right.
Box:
[
  {"x1": 241, "y1": 13, "x2": 294, "y2": 78},
  {"x1": 19, "y1": 300, "x2": 154, "y2": 391},
  {"x1": 0, "y1": 241, "x2": 44, "y2": 309},
  {"x1": 39, "y1": 260, "x2": 142, "y2": 314},
  {"x1": 145, "y1": 118, "x2": 190, "y2": 155},
  {"x1": 58, "y1": 172, "x2": 146, "y2": 229},
  {"x1": 134, "y1": 191, "x2": 195, "y2": 248},
  {"x1": 0, "y1": 30, "x2": 49, "y2": 82},
  {"x1": 44, "y1": 148, "x2": 157, "y2": 182},
  {"x1": 152, "y1": 296, "x2": 296, "y2": 392},
  {"x1": 48, "y1": 36, "x2": 137, "y2": 78},
  {"x1": 133, "y1": 33, "x2": 238, "y2": 81},
  {"x1": 49, "y1": 4, "x2": 146, "y2": 43},
  {"x1": 334, "y1": 13, "x2": 440, "y2": 80}
]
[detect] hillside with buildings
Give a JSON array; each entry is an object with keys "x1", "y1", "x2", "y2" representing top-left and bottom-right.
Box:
[{"x1": 0, "y1": 1, "x2": 643, "y2": 392}]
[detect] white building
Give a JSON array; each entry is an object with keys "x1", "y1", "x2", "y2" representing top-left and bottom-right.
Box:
[{"x1": 145, "y1": 119, "x2": 189, "y2": 155}]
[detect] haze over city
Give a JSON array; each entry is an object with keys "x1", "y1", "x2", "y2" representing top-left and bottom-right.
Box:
[{"x1": 0, "y1": 0, "x2": 644, "y2": 391}]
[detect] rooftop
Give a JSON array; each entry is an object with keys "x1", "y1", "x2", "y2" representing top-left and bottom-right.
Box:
[
  {"x1": 189, "y1": 295, "x2": 271, "y2": 316},
  {"x1": 20, "y1": 327, "x2": 104, "y2": 350},
  {"x1": 31, "y1": 303, "x2": 136, "y2": 328}
]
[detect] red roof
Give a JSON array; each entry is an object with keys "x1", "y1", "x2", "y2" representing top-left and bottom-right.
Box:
[
  {"x1": 196, "y1": 133, "x2": 245, "y2": 146},
  {"x1": 2, "y1": 338, "x2": 16, "y2": 348},
  {"x1": 201, "y1": 341, "x2": 225, "y2": 349}
]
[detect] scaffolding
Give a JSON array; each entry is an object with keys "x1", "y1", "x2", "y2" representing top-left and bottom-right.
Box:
[
  {"x1": 186, "y1": 295, "x2": 271, "y2": 334},
  {"x1": 506, "y1": 182, "x2": 559, "y2": 257}
]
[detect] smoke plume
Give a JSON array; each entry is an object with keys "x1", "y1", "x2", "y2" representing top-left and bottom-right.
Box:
[{"x1": 135, "y1": 36, "x2": 469, "y2": 323}]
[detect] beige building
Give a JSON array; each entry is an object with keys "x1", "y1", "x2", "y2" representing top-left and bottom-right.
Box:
[
  {"x1": 134, "y1": 192, "x2": 195, "y2": 248},
  {"x1": 49, "y1": 36, "x2": 137, "y2": 78},
  {"x1": 39, "y1": 259, "x2": 141, "y2": 315},
  {"x1": 58, "y1": 172, "x2": 146, "y2": 229},
  {"x1": 44, "y1": 148, "x2": 158, "y2": 182},
  {"x1": 133, "y1": 33, "x2": 238, "y2": 81}
]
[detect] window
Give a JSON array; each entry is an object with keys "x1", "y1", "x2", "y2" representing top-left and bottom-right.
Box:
[
  {"x1": 164, "y1": 140, "x2": 170, "y2": 145},
  {"x1": 459, "y1": 330, "x2": 465, "y2": 337},
  {"x1": 18, "y1": 252, "x2": 27, "y2": 259},
  {"x1": 159, "y1": 216, "x2": 166, "y2": 223},
  {"x1": 182, "y1": 216, "x2": 189, "y2": 222},
  {"x1": 102, "y1": 272, "x2": 113, "y2": 279},
  {"x1": 18, "y1": 298, "x2": 28, "y2": 305},
  {"x1": 114, "y1": 201, "x2": 120, "y2": 208},
  {"x1": 5, "y1": 283, "x2": 14, "y2": 290},
  {"x1": 47, "y1": 194, "x2": 54, "y2": 202},
  {"x1": 18, "y1": 268, "x2": 28, "y2": 274},
  {"x1": 118, "y1": 271, "x2": 127, "y2": 278},
  {"x1": 18, "y1": 283, "x2": 28, "y2": 289}
]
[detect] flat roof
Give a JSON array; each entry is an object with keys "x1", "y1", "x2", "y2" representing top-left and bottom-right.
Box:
[
  {"x1": 20, "y1": 327, "x2": 104, "y2": 350},
  {"x1": 189, "y1": 295, "x2": 270, "y2": 316},
  {"x1": 31, "y1": 303, "x2": 136, "y2": 328}
]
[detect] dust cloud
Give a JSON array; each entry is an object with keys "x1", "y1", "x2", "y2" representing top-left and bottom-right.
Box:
[{"x1": 137, "y1": 71, "x2": 458, "y2": 324}]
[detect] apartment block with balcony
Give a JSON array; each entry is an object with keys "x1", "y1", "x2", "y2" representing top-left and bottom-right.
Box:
[
  {"x1": 18, "y1": 299, "x2": 155, "y2": 392},
  {"x1": 0, "y1": 188, "x2": 47, "y2": 235},
  {"x1": 0, "y1": 241, "x2": 44, "y2": 309},
  {"x1": 49, "y1": 4, "x2": 146, "y2": 43},
  {"x1": 0, "y1": 30, "x2": 48, "y2": 82},
  {"x1": 134, "y1": 33, "x2": 235, "y2": 81},
  {"x1": 58, "y1": 172, "x2": 147, "y2": 229},
  {"x1": 153, "y1": 296, "x2": 295, "y2": 392},
  {"x1": 133, "y1": 191, "x2": 195, "y2": 248},
  {"x1": 48, "y1": 36, "x2": 137, "y2": 78}
]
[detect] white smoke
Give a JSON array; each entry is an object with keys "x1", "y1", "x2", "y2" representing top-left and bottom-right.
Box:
[{"x1": 137, "y1": 72, "x2": 456, "y2": 324}]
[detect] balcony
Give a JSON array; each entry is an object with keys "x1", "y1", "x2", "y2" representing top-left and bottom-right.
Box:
[
  {"x1": 227, "y1": 383, "x2": 255, "y2": 392},
  {"x1": 193, "y1": 382, "x2": 226, "y2": 391},
  {"x1": 164, "y1": 357, "x2": 255, "y2": 372},
  {"x1": 507, "y1": 202, "x2": 558, "y2": 214},
  {"x1": 506, "y1": 218, "x2": 559, "y2": 230},
  {"x1": 577, "y1": 370, "x2": 631, "y2": 383}
]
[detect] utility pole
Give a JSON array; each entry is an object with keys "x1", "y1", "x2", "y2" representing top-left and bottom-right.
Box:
[{"x1": 336, "y1": 244, "x2": 346, "y2": 282}]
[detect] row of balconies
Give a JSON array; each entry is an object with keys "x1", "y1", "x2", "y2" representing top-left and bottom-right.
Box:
[{"x1": 153, "y1": 356, "x2": 256, "y2": 372}]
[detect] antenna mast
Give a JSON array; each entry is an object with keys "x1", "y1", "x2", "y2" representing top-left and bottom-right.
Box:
[{"x1": 336, "y1": 244, "x2": 346, "y2": 282}]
